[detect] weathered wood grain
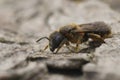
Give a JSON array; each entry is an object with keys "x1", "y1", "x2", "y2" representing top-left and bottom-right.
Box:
[{"x1": 0, "y1": 0, "x2": 120, "y2": 80}]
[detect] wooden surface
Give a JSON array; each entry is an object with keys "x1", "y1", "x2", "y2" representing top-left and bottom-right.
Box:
[{"x1": 0, "y1": 0, "x2": 120, "y2": 80}]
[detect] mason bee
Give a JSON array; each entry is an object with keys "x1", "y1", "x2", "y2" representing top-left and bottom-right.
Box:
[{"x1": 37, "y1": 21, "x2": 112, "y2": 53}]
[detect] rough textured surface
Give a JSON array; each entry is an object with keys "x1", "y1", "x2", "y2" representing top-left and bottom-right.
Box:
[{"x1": 0, "y1": 0, "x2": 120, "y2": 80}]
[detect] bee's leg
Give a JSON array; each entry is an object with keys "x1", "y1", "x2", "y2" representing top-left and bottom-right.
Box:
[
  {"x1": 66, "y1": 41, "x2": 80, "y2": 53},
  {"x1": 65, "y1": 41, "x2": 80, "y2": 53},
  {"x1": 66, "y1": 46, "x2": 74, "y2": 52},
  {"x1": 66, "y1": 42, "x2": 75, "y2": 52},
  {"x1": 74, "y1": 38, "x2": 81, "y2": 53},
  {"x1": 43, "y1": 45, "x2": 49, "y2": 51},
  {"x1": 75, "y1": 43, "x2": 80, "y2": 53},
  {"x1": 87, "y1": 33, "x2": 105, "y2": 43},
  {"x1": 54, "y1": 44, "x2": 64, "y2": 54},
  {"x1": 54, "y1": 39, "x2": 67, "y2": 54},
  {"x1": 40, "y1": 45, "x2": 48, "y2": 52}
]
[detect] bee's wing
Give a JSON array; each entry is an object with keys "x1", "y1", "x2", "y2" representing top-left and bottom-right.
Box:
[
  {"x1": 72, "y1": 24, "x2": 96, "y2": 33},
  {"x1": 73, "y1": 21, "x2": 110, "y2": 33}
]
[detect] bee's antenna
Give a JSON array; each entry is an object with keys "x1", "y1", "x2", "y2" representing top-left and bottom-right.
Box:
[{"x1": 36, "y1": 37, "x2": 50, "y2": 42}]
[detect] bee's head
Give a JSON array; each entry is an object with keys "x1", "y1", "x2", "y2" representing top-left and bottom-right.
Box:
[
  {"x1": 36, "y1": 31, "x2": 65, "y2": 53},
  {"x1": 49, "y1": 31, "x2": 65, "y2": 52}
]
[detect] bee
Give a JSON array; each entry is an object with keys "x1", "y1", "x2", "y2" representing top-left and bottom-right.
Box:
[{"x1": 37, "y1": 21, "x2": 112, "y2": 53}]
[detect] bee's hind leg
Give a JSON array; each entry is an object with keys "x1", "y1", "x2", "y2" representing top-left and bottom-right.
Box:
[
  {"x1": 87, "y1": 33, "x2": 105, "y2": 47},
  {"x1": 87, "y1": 33, "x2": 105, "y2": 43}
]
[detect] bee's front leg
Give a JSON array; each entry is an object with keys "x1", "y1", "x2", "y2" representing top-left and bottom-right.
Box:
[
  {"x1": 54, "y1": 39, "x2": 67, "y2": 54},
  {"x1": 40, "y1": 45, "x2": 48, "y2": 52}
]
